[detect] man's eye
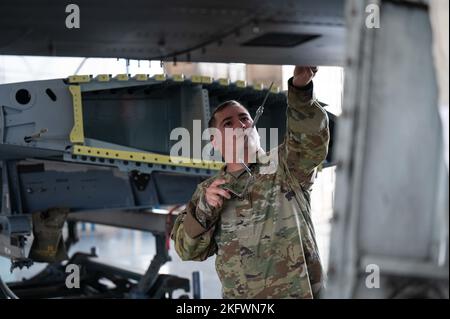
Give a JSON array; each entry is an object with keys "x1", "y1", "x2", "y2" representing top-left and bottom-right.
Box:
[{"x1": 224, "y1": 121, "x2": 232, "y2": 127}]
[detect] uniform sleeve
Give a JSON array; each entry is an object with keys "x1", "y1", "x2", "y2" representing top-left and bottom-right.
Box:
[
  {"x1": 170, "y1": 181, "x2": 219, "y2": 261},
  {"x1": 279, "y1": 78, "x2": 330, "y2": 190}
]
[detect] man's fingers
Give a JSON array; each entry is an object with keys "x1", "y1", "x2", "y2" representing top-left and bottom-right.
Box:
[
  {"x1": 304, "y1": 67, "x2": 313, "y2": 78},
  {"x1": 295, "y1": 66, "x2": 317, "y2": 76},
  {"x1": 295, "y1": 68, "x2": 312, "y2": 80},
  {"x1": 208, "y1": 179, "x2": 231, "y2": 199},
  {"x1": 209, "y1": 187, "x2": 231, "y2": 199},
  {"x1": 206, "y1": 196, "x2": 219, "y2": 207},
  {"x1": 293, "y1": 65, "x2": 317, "y2": 87},
  {"x1": 206, "y1": 194, "x2": 223, "y2": 207},
  {"x1": 207, "y1": 193, "x2": 221, "y2": 203},
  {"x1": 210, "y1": 179, "x2": 227, "y2": 187},
  {"x1": 208, "y1": 198, "x2": 220, "y2": 208},
  {"x1": 205, "y1": 179, "x2": 234, "y2": 208},
  {"x1": 210, "y1": 199, "x2": 223, "y2": 208}
]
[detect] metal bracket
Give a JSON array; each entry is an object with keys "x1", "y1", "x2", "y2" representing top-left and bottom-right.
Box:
[
  {"x1": 71, "y1": 144, "x2": 223, "y2": 171},
  {"x1": 69, "y1": 85, "x2": 85, "y2": 144},
  {"x1": 131, "y1": 171, "x2": 151, "y2": 191}
]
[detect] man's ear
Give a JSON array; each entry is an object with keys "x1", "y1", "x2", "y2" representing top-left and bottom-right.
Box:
[
  {"x1": 207, "y1": 127, "x2": 222, "y2": 151},
  {"x1": 210, "y1": 134, "x2": 218, "y2": 150}
]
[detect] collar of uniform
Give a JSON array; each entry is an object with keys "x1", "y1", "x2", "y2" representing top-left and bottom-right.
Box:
[{"x1": 227, "y1": 163, "x2": 259, "y2": 180}]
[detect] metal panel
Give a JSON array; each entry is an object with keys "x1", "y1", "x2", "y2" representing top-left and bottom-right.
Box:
[
  {"x1": 0, "y1": 79, "x2": 74, "y2": 151},
  {"x1": 82, "y1": 84, "x2": 181, "y2": 154},
  {"x1": 326, "y1": 0, "x2": 449, "y2": 298},
  {"x1": 0, "y1": 0, "x2": 345, "y2": 66},
  {"x1": 2, "y1": 76, "x2": 336, "y2": 172},
  {"x1": 67, "y1": 210, "x2": 172, "y2": 234},
  {"x1": 358, "y1": 1, "x2": 440, "y2": 259},
  {"x1": 19, "y1": 167, "x2": 135, "y2": 212}
]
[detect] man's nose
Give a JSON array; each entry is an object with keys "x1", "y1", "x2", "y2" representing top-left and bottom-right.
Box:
[
  {"x1": 234, "y1": 121, "x2": 246, "y2": 130},
  {"x1": 240, "y1": 119, "x2": 252, "y2": 129}
]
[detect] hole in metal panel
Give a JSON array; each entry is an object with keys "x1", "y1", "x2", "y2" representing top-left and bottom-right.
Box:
[
  {"x1": 241, "y1": 32, "x2": 321, "y2": 48},
  {"x1": 46, "y1": 88, "x2": 57, "y2": 101},
  {"x1": 16, "y1": 89, "x2": 31, "y2": 105}
]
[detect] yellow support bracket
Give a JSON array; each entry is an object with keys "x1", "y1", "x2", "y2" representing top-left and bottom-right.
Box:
[
  {"x1": 172, "y1": 74, "x2": 185, "y2": 82},
  {"x1": 133, "y1": 74, "x2": 148, "y2": 81},
  {"x1": 191, "y1": 75, "x2": 213, "y2": 84},
  {"x1": 191, "y1": 75, "x2": 203, "y2": 83},
  {"x1": 270, "y1": 85, "x2": 280, "y2": 94},
  {"x1": 235, "y1": 80, "x2": 246, "y2": 88},
  {"x1": 72, "y1": 145, "x2": 223, "y2": 170},
  {"x1": 68, "y1": 75, "x2": 91, "y2": 83},
  {"x1": 114, "y1": 74, "x2": 129, "y2": 81},
  {"x1": 201, "y1": 76, "x2": 212, "y2": 84},
  {"x1": 69, "y1": 85, "x2": 85, "y2": 144},
  {"x1": 218, "y1": 78, "x2": 230, "y2": 86},
  {"x1": 253, "y1": 83, "x2": 263, "y2": 91},
  {"x1": 95, "y1": 74, "x2": 111, "y2": 82},
  {"x1": 153, "y1": 74, "x2": 166, "y2": 81}
]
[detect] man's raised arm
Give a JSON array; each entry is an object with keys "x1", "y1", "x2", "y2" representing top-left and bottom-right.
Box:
[{"x1": 280, "y1": 66, "x2": 330, "y2": 190}]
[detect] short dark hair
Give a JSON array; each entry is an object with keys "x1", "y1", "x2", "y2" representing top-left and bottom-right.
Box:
[{"x1": 208, "y1": 100, "x2": 248, "y2": 128}]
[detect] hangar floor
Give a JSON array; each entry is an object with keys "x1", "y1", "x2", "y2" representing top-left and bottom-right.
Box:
[
  {"x1": 0, "y1": 166, "x2": 334, "y2": 299},
  {"x1": 0, "y1": 219, "x2": 331, "y2": 299},
  {"x1": 0, "y1": 139, "x2": 335, "y2": 299}
]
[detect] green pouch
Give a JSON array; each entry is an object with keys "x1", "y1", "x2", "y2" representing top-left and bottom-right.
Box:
[{"x1": 29, "y1": 207, "x2": 69, "y2": 263}]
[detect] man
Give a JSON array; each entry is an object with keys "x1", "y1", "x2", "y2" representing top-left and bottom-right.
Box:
[{"x1": 171, "y1": 66, "x2": 330, "y2": 298}]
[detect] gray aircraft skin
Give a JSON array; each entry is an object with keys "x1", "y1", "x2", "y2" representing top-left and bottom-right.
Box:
[{"x1": 0, "y1": 0, "x2": 345, "y2": 66}]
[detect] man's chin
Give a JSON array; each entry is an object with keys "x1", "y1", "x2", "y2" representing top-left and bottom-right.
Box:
[
  {"x1": 221, "y1": 145, "x2": 263, "y2": 164},
  {"x1": 239, "y1": 148, "x2": 263, "y2": 164}
]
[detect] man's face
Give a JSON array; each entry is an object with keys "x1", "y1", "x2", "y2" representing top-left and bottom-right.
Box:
[{"x1": 211, "y1": 104, "x2": 261, "y2": 164}]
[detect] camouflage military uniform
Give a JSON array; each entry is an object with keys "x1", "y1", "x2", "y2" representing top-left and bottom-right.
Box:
[{"x1": 171, "y1": 78, "x2": 330, "y2": 299}]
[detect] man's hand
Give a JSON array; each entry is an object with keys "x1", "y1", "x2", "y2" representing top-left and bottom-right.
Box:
[
  {"x1": 293, "y1": 66, "x2": 318, "y2": 88},
  {"x1": 205, "y1": 179, "x2": 231, "y2": 209}
]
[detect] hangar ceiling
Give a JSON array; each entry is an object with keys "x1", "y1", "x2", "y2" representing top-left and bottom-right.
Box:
[{"x1": 0, "y1": 0, "x2": 345, "y2": 65}]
